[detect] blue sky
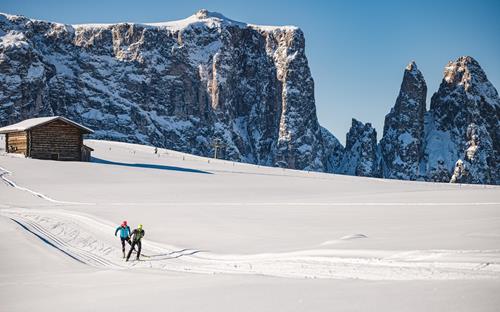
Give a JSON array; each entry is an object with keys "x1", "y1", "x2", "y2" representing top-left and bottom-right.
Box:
[{"x1": 1, "y1": 0, "x2": 499, "y2": 144}]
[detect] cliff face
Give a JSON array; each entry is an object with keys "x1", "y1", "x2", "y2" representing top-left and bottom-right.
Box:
[
  {"x1": 379, "y1": 61, "x2": 427, "y2": 180},
  {"x1": 0, "y1": 10, "x2": 340, "y2": 171}
]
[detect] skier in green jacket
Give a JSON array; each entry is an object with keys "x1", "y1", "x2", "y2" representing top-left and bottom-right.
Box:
[{"x1": 126, "y1": 224, "x2": 145, "y2": 261}]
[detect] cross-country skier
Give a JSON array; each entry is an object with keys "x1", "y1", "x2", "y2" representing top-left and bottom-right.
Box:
[
  {"x1": 115, "y1": 221, "x2": 133, "y2": 258},
  {"x1": 126, "y1": 224, "x2": 145, "y2": 261}
]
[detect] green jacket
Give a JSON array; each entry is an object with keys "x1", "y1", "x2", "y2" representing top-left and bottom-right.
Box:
[{"x1": 131, "y1": 228, "x2": 145, "y2": 242}]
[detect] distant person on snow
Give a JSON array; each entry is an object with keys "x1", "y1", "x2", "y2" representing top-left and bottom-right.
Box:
[
  {"x1": 115, "y1": 221, "x2": 134, "y2": 258},
  {"x1": 126, "y1": 224, "x2": 145, "y2": 261}
]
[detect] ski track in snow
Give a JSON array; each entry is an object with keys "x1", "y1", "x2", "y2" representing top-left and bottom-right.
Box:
[{"x1": 1, "y1": 208, "x2": 499, "y2": 281}]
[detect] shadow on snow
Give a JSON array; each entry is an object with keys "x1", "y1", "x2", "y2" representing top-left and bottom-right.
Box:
[{"x1": 91, "y1": 157, "x2": 212, "y2": 175}]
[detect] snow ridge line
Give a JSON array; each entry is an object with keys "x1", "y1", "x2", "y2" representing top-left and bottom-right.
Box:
[
  {"x1": 0, "y1": 165, "x2": 95, "y2": 205},
  {"x1": 2, "y1": 208, "x2": 500, "y2": 280}
]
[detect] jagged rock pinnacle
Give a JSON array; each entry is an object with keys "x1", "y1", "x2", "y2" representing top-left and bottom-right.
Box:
[
  {"x1": 379, "y1": 60, "x2": 427, "y2": 180},
  {"x1": 426, "y1": 56, "x2": 499, "y2": 184}
]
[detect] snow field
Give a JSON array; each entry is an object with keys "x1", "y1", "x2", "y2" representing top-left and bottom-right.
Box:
[
  {"x1": 2, "y1": 208, "x2": 499, "y2": 280},
  {"x1": 1, "y1": 140, "x2": 499, "y2": 281},
  {"x1": 1, "y1": 139, "x2": 500, "y2": 311}
]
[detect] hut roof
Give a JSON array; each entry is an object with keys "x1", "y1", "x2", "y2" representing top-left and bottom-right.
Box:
[{"x1": 0, "y1": 116, "x2": 94, "y2": 134}]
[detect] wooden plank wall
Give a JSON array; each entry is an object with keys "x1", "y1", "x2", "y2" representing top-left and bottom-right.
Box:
[
  {"x1": 6, "y1": 131, "x2": 28, "y2": 155},
  {"x1": 30, "y1": 120, "x2": 83, "y2": 161}
]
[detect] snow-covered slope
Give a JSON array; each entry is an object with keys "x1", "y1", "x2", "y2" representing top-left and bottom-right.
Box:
[{"x1": 0, "y1": 139, "x2": 499, "y2": 311}]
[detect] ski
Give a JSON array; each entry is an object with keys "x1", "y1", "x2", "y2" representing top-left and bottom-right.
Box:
[{"x1": 130, "y1": 250, "x2": 150, "y2": 258}]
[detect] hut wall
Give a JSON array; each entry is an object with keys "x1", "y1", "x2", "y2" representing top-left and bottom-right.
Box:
[
  {"x1": 81, "y1": 145, "x2": 93, "y2": 162},
  {"x1": 30, "y1": 120, "x2": 83, "y2": 161},
  {"x1": 6, "y1": 131, "x2": 28, "y2": 155},
  {"x1": 0, "y1": 134, "x2": 5, "y2": 151}
]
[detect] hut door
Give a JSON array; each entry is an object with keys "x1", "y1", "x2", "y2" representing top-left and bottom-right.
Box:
[{"x1": 51, "y1": 153, "x2": 59, "y2": 160}]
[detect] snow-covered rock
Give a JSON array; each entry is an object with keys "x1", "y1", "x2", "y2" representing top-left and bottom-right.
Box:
[
  {"x1": 339, "y1": 119, "x2": 380, "y2": 177},
  {"x1": 379, "y1": 61, "x2": 427, "y2": 180},
  {"x1": 320, "y1": 126, "x2": 344, "y2": 172},
  {"x1": 0, "y1": 10, "x2": 341, "y2": 172},
  {"x1": 377, "y1": 56, "x2": 499, "y2": 185},
  {"x1": 423, "y1": 56, "x2": 499, "y2": 184},
  {"x1": 450, "y1": 123, "x2": 495, "y2": 184}
]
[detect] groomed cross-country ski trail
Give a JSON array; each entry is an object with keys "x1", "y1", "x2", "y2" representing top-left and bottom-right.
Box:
[{"x1": 2, "y1": 208, "x2": 499, "y2": 280}]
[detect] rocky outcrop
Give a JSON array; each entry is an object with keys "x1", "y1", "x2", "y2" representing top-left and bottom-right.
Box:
[
  {"x1": 0, "y1": 10, "x2": 341, "y2": 172},
  {"x1": 450, "y1": 123, "x2": 495, "y2": 184},
  {"x1": 424, "y1": 56, "x2": 499, "y2": 184},
  {"x1": 339, "y1": 119, "x2": 380, "y2": 177},
  {"x1": 379, "y1": 61, "x2": 426, "y2": 180},
  {"x1": 320, "y1": 126, "x2": 344, "y2": 172}
]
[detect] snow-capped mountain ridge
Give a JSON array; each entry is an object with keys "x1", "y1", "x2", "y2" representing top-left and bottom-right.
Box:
[
  {"x1": 0, "y1": 11, "x2": 498, "y2": 184},
  {"x1": 69, "y1": 9, "x2": 298, "y2": 33},
  {"x1": 72, "y1": 9, "x2": 248, "y2": 31},
  {"x1": 0, "y1": 10, "x2": 339, "y2": 173}
]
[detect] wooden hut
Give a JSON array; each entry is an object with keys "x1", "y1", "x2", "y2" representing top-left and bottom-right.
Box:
[{"x1": 0, "y1": 116, "x2": 94, "y2": 161}]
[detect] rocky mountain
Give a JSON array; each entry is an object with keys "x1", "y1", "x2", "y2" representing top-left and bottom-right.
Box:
[
  {"x1": 378, "y1": 56, "x2": 499, "y2": 185},
  {"x1": 0, "y1": 10, "x2": 341, "y2": 172},
  {"x1": 423, "y1": 56, "x2": 499, "y2": 184},
  {"x1": 0, "y1": 11, "x2": 498, "y2": 184},
  {"x1": 379, "y1": 61, "x2": 427, "y2": 180},
  {"x1": 338, "y1": 119, "x2": 380, "y2": 177}
]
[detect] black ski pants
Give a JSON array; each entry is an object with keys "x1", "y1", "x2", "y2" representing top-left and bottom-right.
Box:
[
  {"x1": 120, "y1": 237, "x2": 132, "y2": 252},
  {"x1": 126, "y1": 240, "x2": 142, "y2": 261}
]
